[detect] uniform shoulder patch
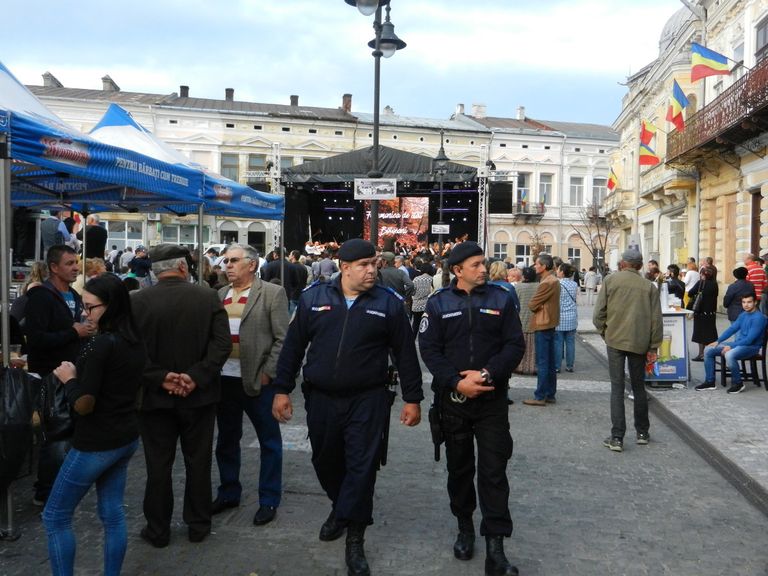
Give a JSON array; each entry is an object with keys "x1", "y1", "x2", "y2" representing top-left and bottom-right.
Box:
[
  {"x1": 428, "y1": 286, "x2": 450, "y2": 298},
  {"x1": 418, "y1": 314, "x2": 429, "y2": 333},
  {"x1": 488, "y1": 283, "x2": 509, "y2": 292},
  {"x1": 376, "y1": 284, "x2": 404, "y2": 301},
  {"x1": 302, "y1": 280, "x2": 323, "y2": 292}
]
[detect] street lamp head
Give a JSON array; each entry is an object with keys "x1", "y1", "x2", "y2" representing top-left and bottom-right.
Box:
[
  {"x1": 345, "y1": 0, "x2": 389, "y2": 17},
  {"x1": 369, "y1": 18, "x2": 406, "y2": 57},
  {"x1": 433, "y1": 129, "x2": 450, "y2": 175}
]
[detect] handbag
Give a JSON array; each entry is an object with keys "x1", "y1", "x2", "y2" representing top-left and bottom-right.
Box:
[
  {"x1": 0, "y1": 368, "x2": 39, "y2": 489},
  {"x1": 37, "y1": 372, "x2": 75, "y2": 442},
  {"x1": 690, "y1": 280, "x2": 705, "y2": 313}
]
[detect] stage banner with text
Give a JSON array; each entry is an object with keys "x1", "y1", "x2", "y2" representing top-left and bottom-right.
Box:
[{"x1": 363, "y1": 197, "x2": 429, "y2": 247}]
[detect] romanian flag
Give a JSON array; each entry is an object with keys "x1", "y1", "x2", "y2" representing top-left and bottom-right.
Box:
[
  {"x1": 666, "y1": 80, "x2": 689, "y2": 131},
  {"x1": 607, "y1": 168, "x2": 618, "y2": 192},
  {"x1": 640, "y1": 120, "x2": 657, "y2": 146},
  {"x1": 691, "y1": 42, "x2": 730, "y2": 82},
  {"x1": 639, "y1": 144, "x2": 660, "y2": 166}
]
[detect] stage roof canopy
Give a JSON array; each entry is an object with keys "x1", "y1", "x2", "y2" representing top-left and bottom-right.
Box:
[{"x1": 282, "y1": 145, "x2": 477, "y2": 184}]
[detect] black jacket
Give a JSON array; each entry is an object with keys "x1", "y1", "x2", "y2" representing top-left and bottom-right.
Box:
[
  {"x1": 419, "y1": 280, "x2": 525, "y2": 394},
  {"x1": 24, "y1": 281, "x2": 83, "y2": 376},
  {"x1": 76, "y1": 224, "x2": 108, "y2": 260},
  {"x1": 273, "y1": 277, "x2": 423, "y2": 403},
  {"x1": 723, "y1": 279, "x2": 756, "y2": 321},
  {"x1": 131, "y1": 277, "x2": 232, "y2": 410}
]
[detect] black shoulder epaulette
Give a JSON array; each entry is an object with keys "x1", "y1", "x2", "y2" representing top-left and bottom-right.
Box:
[
  {"x1": 302, "y1": 280, "x2": 324, "y2": 292},
  {"x1": 487, "y1": 283, "x2": 509, "y2": 292}
]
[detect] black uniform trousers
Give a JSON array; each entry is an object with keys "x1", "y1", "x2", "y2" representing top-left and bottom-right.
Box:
[
  {"x1": 139, "y1": 404, "x2": 216, "y2": 541},
  {"x1": 441, "y1": 390, "x2": 513, "y2": 536},
  {"x1": 305, "y1": 387, "x2": 390, "y2": 525}
]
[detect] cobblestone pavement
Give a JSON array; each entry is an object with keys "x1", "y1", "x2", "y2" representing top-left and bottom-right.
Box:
[{"x1": 3, "y1": 324, "x2": 768, "y2": 575}]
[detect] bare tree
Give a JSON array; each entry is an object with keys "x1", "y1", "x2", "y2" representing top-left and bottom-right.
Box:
[{"x1": 570, "y1": 198, "x2": 613, "y2": 274}]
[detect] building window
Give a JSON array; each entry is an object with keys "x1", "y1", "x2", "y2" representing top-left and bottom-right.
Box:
[
  {"x1": 599, "y1": 149, "x2": 605, "y2": 153},
  {"x1": 335, "y1": 130, "x2": 343, "y2": 136},
  {"x1": 567, "y1": 247, "x2": 581, "y2": 271},
  {"x1": 105, "y1": 220, "x2": 144, "y2": 252},
  {"x1": 569, "y1": 176, "x2": 584, "y2": 206},
  {"x1": 517, "y1": 173, "x2": 530, "y2": 203},
  {"x1": 225, "y1": 123, "x2": 235, "y2": 129},
  {"x1": 281, "y1": 127, "x2": 290, "y2": 132},
  {"x1": 280, "y1": 157, "x2": 293, "y2": 169},
  {"x1": 515, "y1": 244, "x2": 531, "y2": 266},
  {"x1": 220, "y1": 153, "x2": 239, "y2": 181},
  {"x1": 734, "y1": 42, "x2": 745, "y2": 80},
  {"x1": 643, "y1": 222, "x2": 654, "y2": 259},
  {"x1": 757, "y1": 18, "x2": 768, "y2": 62},
  {"x1": 161, "y1": 224, "x2": 210, "y2": 247},
  {"x1": 249, "y1": 154, "x2": 266, "y2": 171},
  {"x1": 522, "y1": 144, "x2": 528, "y2": 149},
  {"x1": 169, "y1": 119, "x2": 178, "y2": 125},
  {"x1": 253, "y1": 125, "x2": 262, "y2": 130},
  {"x1": 539, "y1": 174, "x2": 553, "y2": 205},
  {"x1": 574, "y1": 147, "x2": 581, "y2": 152},
  {"x1": 499, "y1": 143, "x2": 507, "y2": 148},
  {"x1": 592, "y1": 177, "x2": 608, "y2": 205},
  {"x1": 544, "y1": 145, "x2": 550, "y2": 150},
  {"x1": 493, "y1": 243, "x2": 508, "y2": 260},
  {"x1": 309, "y1": 128, "x2": 317, "y2": 134}
]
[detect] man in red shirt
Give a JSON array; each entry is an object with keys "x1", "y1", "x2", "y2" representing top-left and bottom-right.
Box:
[{"x1": 744, "y1": 253, "x2": 767, "y2": 301}]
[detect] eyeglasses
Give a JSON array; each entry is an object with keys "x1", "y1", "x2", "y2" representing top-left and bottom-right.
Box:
[
  {"x1": 84, "y1": 303, "x2": 105, "y2": 314},
  {"x1": 222, "y1": 257, "x2": 250, "y2": 265}
]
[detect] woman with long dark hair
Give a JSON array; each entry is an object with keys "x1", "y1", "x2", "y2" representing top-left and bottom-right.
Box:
[
  {"x1": 689, "y1": 266, "x2": 719, "y2": 361},
  {"x1": 43, "y1": 274, "x2": 146, "y2": 576}
]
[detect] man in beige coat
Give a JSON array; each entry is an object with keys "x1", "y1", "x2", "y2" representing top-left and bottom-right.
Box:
[
  {"x1": 523, "y1": 253, "x2": 561, "y2": 406},
  {"x1": 212, "y1": 244, "x2": 290, "y2": 525},
  {"x1": 593, "y1": 248, "x2": 663, "y2": 452}
]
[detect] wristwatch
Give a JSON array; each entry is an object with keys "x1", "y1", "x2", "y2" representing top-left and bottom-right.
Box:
[{"x1": 480, "y1": 368, "x2": 493, "y2": 384}]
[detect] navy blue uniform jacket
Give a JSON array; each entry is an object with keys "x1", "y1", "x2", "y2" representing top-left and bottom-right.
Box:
[
  {"x1": 419, "y1": 281, "x2": 525, "y2": 393},
  {"x1": 273, "y1": 277, "x2": 423, "y2": 403}
]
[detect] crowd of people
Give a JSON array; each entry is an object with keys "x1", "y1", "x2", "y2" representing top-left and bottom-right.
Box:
[{"x1": 7, "y1": 230, "x2": 768, "y2": 576}]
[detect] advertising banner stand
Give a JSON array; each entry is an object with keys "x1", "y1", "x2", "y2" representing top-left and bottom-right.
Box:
[{"x1": 646, "y1": 310, "x2": 691, "y2": 387}]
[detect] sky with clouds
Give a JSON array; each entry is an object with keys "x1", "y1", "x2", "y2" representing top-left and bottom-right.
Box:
[{"x1": 4, "y1": 0, "x2": 687, "y2": 126}]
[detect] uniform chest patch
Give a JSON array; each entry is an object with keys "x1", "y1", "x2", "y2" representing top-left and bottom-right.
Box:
[
  {"x1": 442, "y1": 311, "x2": 462, "y2": 319},
  {"x1": 311, "y1": 305, "x2": 332, "y2": 312},
  {"x1": 480, "y1": 308, "x2": 501, "y2": 316},
  {"x1": 366, "y1": 309, "x2": 386, "y2": 318}
]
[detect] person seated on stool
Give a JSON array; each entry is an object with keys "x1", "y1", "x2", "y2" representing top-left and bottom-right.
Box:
[{"x1": 696, "y1": 293, "x2": 767, "y2": 394}]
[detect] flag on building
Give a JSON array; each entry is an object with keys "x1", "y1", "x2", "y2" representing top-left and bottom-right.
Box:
[
  {"x1": 666, "y1": 80, "x2": 689, "y2": 131},
  {"x1": 640, "y1": 120, "x2": 657, "y2": 146},
  {"x1": 691, "y1": 42, "x2": 730, "y2": 82},
  {"x1": 639, "y1": 143, "x2": 660, "y2": 166},
  {"x1": 607, "y1": 168, "x2": 618, "y2": 191}
]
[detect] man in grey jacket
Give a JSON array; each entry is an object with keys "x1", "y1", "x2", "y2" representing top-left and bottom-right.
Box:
[
  {"x1": 212, "y1": 244, "x2": 290, "y2": 526},
  {"x1": 593, "y1": 248, "x2": 663, "y2": 453}
]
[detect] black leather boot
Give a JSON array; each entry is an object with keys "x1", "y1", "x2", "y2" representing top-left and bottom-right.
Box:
[
  {"x1": 319, "y1": 509, "x2": 347, "y2": 541},
  {"x1": 485, "y1": 535, "x2": 519, "y2": 576},
  {"x1": 345, "y1": 523, "x2": 371, "y2": 576},
  {"x1": 453, "y1": 517, "x2": 475, "y2": 561}
]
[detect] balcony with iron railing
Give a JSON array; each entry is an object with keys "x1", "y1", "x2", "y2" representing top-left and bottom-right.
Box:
[
  {"x1": 511, "y1": 201, "x2": 546, "y2": 223},
  {"x1": 667, "y1": 55, "x2": 768, "y2": 162}
]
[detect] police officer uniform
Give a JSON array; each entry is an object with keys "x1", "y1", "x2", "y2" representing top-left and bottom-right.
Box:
[
  {"x1": 273, "y1": 238, "x2": 423, "y2": 576},
  {"x1": 418, "y1": 241, "x2": 525, "y2": 576}
]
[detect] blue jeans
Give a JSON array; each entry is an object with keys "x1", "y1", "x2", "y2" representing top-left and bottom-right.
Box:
[
  {"x1": 215, "y1": 376, "x2": 283, "y2": 507},
  {"x1": 554, "y1": 329, "x2": 576, "y2": 371},
  {"x1": 534, "y1": 329, "x2": 558, "y2": 400},
  {"x1": 42, "y1": 439, "x2": 138, "y2": 576},
  {"x1": 704, "y1": 343, "x2": 760, "y2": 384}
]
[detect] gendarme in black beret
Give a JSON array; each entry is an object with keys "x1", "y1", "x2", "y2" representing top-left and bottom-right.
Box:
[
  {"x1": 149, "y1": 243, "x2": 190, "y2": 263},
  {"x1": 338, "y1": 238, "x2": 376, "y2": 262},
  {"x1": 447, "y1": 241, "x2": 484, "y2": 267}
]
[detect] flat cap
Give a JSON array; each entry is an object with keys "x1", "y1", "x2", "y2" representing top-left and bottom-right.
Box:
[
  {"x1": 338, "y1": 238, "x2": 376, "y2": 262},
  {"x1": 149, "y1": 243, "x2": 190, "y2": 263},
  {"x1": 447, "y1": 241, "x2": 484, "y2": 267},
  {"x1": 135, "y1": 245, "x2": 147, "y2": 253},
  {"x1": 621, "y1": 248, "x2": 643, "y2": 265},
  {"x1": 380, "y1": 251, "x2": 395, "y2": 263}
]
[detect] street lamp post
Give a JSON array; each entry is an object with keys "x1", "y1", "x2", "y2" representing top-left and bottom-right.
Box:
[
  {"x1": 345, "y1": 0, "x2": 406, "y2": 247},
  {"x1": 433, "y1": 129, "x2": 449, "y2": 253}
]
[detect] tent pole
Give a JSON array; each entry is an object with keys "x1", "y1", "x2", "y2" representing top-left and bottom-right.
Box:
[
  {"x1": 34, "y1": 216, "x2": 41, "y2": 262},
  {"x1": 279, "y1": 221, "x2": 285, "y2": 292},
  {"x1": 198, "y1": 204, "x2": 205, "y2": 286},
  {"x1": 0, "y1": 134, "x2": 11, "y2": 368}
]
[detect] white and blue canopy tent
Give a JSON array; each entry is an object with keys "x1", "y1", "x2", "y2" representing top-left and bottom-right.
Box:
[{"x1": 88, "y1": 104, "x2": 283, "y2": 220}]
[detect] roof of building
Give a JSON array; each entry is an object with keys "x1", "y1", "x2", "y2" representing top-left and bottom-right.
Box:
[
  {"x1": 465, "y1": 115, "x2": 619, "y2": 141},
  {"x1": 353, "y1": 111, "x2": 484, "y2": 132},
  {"x1": 27, "y1": 86, "x2": 358, "y2": 123}
]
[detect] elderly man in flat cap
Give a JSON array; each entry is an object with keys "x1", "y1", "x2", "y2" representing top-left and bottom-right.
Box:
[
  {"x1": 131, "y1": 243, "x2": 232, "y2": 546},
  {"x1": 272, "y1": 238, "x2": 423, "y2": 576},
  {"x1": 419, "y1": 241, "x2": 525, "y2": 576},
  {"x1": 593, "y1": 248, "x2": 663, "y2": 453}
]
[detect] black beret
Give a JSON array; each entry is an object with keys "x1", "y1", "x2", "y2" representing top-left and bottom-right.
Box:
[
  {"x1": 149, "y1": 243, "x2": 190, "y2": 263},
  {"x1": 447, "y1": 241, "x2": 484, "y2": 267},
  {"x1": 338, "y1": 238, "x2": 376, "y2": 262}
]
